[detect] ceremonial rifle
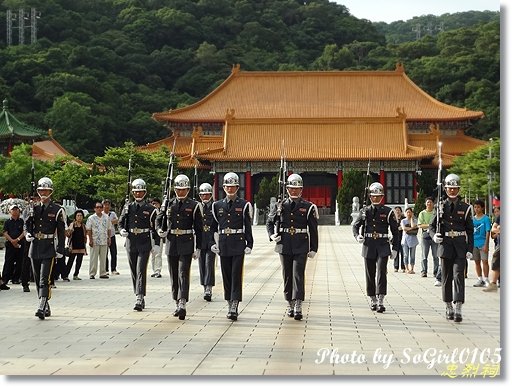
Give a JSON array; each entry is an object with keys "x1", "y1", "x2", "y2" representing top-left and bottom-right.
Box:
[
  {"x1": 192, "y1": 162, "x2": 199, "y2": 200},
  {"x1": 358, "y1": 155, "x2": 371, "y2": 237},
  {"x1": 161, "y1": 136, "x2": 177, "y2": 231},
  {"x1": 27, "y1": 144, "x2": 36, "y2": 233},
  {"x1": 275, "y1": 140, "x2": 287, "y2": 236},
  {"x1": 436, "y1": 142, "x2": 443, "y2": 234}
]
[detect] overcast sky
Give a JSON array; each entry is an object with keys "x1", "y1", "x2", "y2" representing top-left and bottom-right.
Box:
[{"x1": 333, "y1": 0, "x2": 500, "y2": 23}]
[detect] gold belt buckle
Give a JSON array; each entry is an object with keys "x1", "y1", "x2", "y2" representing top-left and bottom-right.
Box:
[
  {"x1": 225, "y1": 227, "x2": 232, "y2": 235},
  {"x1": 133, "y1": 228, "x2": 141, "y2": 235},
  {"x1": 289, "y1": 226, "x2": 296, "y2": 235},
  {"x1": 448, "y1": 230, "x2": 455, "y2": 238},
  {"x1": 176, "y1": 229, "x2": 183, "y2": 235},
  {"x1": 35, "y1": 232, "x2": 44, "y2": 239},
  {"x1": 372, "y1": 231, "x2": 377, "y2": 239}
]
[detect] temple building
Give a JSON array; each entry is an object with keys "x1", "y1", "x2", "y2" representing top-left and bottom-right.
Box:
[{"x1": 144, "y1": 64, "x2": 486, "y2": 214}]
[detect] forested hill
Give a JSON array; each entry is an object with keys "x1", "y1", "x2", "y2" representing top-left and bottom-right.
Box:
[{"x1": 0, "y1": 0, "x2": 499, "y2": 162}]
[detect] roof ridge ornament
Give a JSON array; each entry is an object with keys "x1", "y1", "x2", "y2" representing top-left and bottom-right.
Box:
[
  {"x1": 2, "y1": 99, "x2": 8, "y2": 111},
  {"x1": 225, "y1": 108, "x2": 235, "y2": 122},
  {"x1": 395, "y1": 106, "x2": 406, "y2": 119},
  {"x1": 395, "y1": 62, "x2": 405, "y2": 73},
  {"x1": 231, "y1": 63, "x2": 241, "y2": 74}
]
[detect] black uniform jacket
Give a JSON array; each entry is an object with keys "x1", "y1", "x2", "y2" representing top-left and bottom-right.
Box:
[
  {"x1": 119, "y1": 200, "x2": 159, "y2": 253},
  {"x1": 429, "y1": 197, "x2": 474, "y2": 259},
  {"x1": 27, "y1": 201, "x2": 66, "y2": 260},
  {"x1": 266, "y1": 197, "x2": 319, "y2": 255},
  {"x1": 199, "y1": 199, "x2": 214, "y2": 250},
  {"x1": 352, "y1": 204, "x2": 400, "y2": 259},
  {"x1": 210, "y1": 197, "x2": 254, "y2": 256},
  {"x1": 155, "y1": 197, "x2": 203, "y2": 256}
]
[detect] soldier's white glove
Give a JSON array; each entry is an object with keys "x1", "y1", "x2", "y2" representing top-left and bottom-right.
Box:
[
  {"x1": 56, "y1": 252, "x2": 64, "y2": 259},
  {"x1": 307, "y1": 251, "x2": 316, "y2": 259},
  {"x1": 270, "y1": 233, "x2": 281, "y2": 243},
  {"x1": 211, "y1": 244, "x2": 220, "y2": 254},
  {"x1": 25, "y1": 233, "x2": 35, "y2": 242},
  {"x1": 193, "y1": 249, "x2": 200, "y2": 260},
  {"x1": 466, "y1": 252, "x2": 473, "y2": 260},
  {"x1": 356, "y1": 234, "x2": 364, "y2": 243},
  {"x1": 244, "y1": 247, "x2": 252, "y2": 255},
  {"x1": 152, "y1": 244, "x2": 160, "y2": 256},
  {"x1": 433, "y1": 233, "x2": 443, "y2": 244},
  {"x1": 391, "y1": 250, "x2": 398, "y2": 260},
  {"x1": 157, "y1": 229, "x2": 168, "y2": 238},
  {"x1": 120, "y1": 229, "x2": 129, "y2": 237}
]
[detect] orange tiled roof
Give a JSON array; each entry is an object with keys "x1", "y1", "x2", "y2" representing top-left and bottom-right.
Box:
[
  {"x1": 153, "y1": 64, "x2": 484, "y2": 123},
  {"x1": 410, "y1": 131, "x2": 487, "y2": 156},
  {"x1": 142, "y1": 118, "x2": 436, "y2": 162},
  {"x1": 32, "y1": 137, "x2": 82, "y2": 163}
]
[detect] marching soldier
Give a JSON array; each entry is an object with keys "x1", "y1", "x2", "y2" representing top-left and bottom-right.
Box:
[
  {"x1": 119, "y1": 178, "x2": 160, "y2": 311},
  {"x1": 24, "y1": 177, "x2": 66, "y2": 320},
  {"x1": 210, "y1": 172, "x2": 254, "y2": 321},
  {"x1": 430, "y1": 174, "x2": 474, "y2": 323},
  {"x1": 156, "y1": 174, "x2": 203, "y2": 320},
  {"x1": 266, "y1": 174, "x2": 319, "y2": 321},
  {"x1": 197, "y1": 182, "x2": 216, "y2": 302},
  {"x1": 352, "y1": 182, "x2": 399, "y2": 313}
]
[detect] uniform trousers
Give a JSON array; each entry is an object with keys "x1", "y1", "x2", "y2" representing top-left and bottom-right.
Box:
[
  {"x1": 128, "y1": 248, "x2": 150, "y2": 296},
  {"x1": 280, "y1": 253, "x2": 307, "y2": 301},
  {"x1": 167, "y1": 254, "x2": 193, "y2": 301},
  {"x1": 2, "y1": 244, "x2": 23, "y2": 283},
  {"x1": 364, "y1": 256, "x2": 388, "y2": 296},
  {"x1": 220, "y1": 255, "x2": 244, "y2": 301},
  {"x1": 105, "y1": 235, "x2": 118, "y2": 272},
  {"x1": 441, "y1": 256, "x2": 466, "y2": 303},
  {"x1": 31, "y1": 258, "x2": 54, "y2": 299},
  {"x1": 198, "y1": 249, "x2": 216, "y2": 286}
]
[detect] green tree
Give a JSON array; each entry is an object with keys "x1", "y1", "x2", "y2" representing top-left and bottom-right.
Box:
[
  {"x1": 336, "y1": 169, "x2": 365, "y2": 225},
  {"x1": 254, "y1": 175, "x2": 279, "y2": 214}
]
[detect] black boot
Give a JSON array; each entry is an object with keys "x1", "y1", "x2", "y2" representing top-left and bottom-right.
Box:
[
  {"x1": 454, "y1": 301, "x2": 463, "y2": 322},
  {"x1": 376, "y1": 294, "x2": 386, "y2": 313},
  {"x1": 134, "y1": 295, "x2": 144, "y2": 311},
  {"x1": 228, "y1": 300, "x2": 239, "y2": 321},
  {"x1": 173, "y1": 301, "x2": 180, "y2": 317},
  {"x1": 204, "y1": 285, "x2": 212, "y2": 302},
  {"x1": 35, "y1": 297, "x2": 47, "y2": 320},
  {"x1": 370, "y1": 296, "x2": 378, "y2": 311},
  {"x1": 445, "y1": 302, "x2": 454, "y2": 320},
  {"x1": 177, "y1": 298, "x2": 186, "y2": 320},
  {"x1": 287, "y1": 300, "x2": 295, "y2": 318},
  {"x1": 294, "y1": 300, "x2": 303, "y2": 320},
  {"x1": 45, "y1": 302, "x2": 51, "y2": 317}
]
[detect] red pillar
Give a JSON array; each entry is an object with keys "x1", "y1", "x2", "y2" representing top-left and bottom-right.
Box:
[
  {"x1": 245, "y1": 171, "x2": 252, "y2": 202},
  {"x1": 379, "y1": 168, "x2": 386, "y2": 204},
  {"x1": 337, "y1": 169, "x2": 343, "y2": 190}
]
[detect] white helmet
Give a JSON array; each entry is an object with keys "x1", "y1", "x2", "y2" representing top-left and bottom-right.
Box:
[
  {"x1": 444, "y1": 173, "x2": 460, "y2": 198},
  {"x1": 174, "y1": 174, "x2": 190, "y2": 199},
  {"x1": 286, "y1": 174, "x2": 303, "y2": 199},
  {"x1": 37, "y1": 177, "x2": 53, "y2": 199},
  {"x1": 369, "y1": 182, "x2": 384, "y2": 196},
  {"x1": 199, "y1": 183, "x2": 213, "y2": 194},
  {"x1": 444, "y1": 174, "x2": 460, "y2": 188},
  {"x1": 131, "y1": 178, "x2": 147, "y2": 201},
  {"x1": 223, "y1": 172, "x2": 239, "y2": 186}
]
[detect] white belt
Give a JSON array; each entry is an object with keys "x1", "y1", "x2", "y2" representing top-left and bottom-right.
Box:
[
  {"x1": 220, "y1": 228, "x2": 244, "y2": 235},
  {"x1": 170, "y1": 229, "x2": 194, "y2": 235},
  {"x1": 130, "y1": 228, "x2": 150, "y2": 235},
  {"x1": 34, "y1": 232, "x2": 54, "y2": 240},
  {"x1": 364, "y1": 232, "x2": 389, "y2": 239},
  {"x1": 281, "y1": 227, "x2": 308, "y2": 235},
  {"x1": 445, "y1": 230, "x2": 467, "y2": 238}
]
